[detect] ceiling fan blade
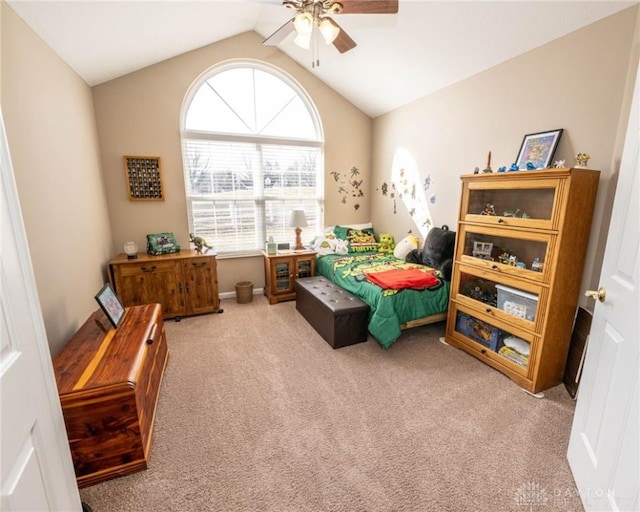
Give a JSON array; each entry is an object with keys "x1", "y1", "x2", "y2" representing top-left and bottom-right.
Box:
[
  {"x1": 329, "y1": 19, "x2": 357, "y2": 53},
  {"x1": 262, "y1": 18, "x2": 295, "y2": 46},
  {"x1": 333, "y1": 0, "x2": 398, "y2": 14}
]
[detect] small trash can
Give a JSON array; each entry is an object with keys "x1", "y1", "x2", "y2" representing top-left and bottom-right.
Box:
[{"x1": 235, "y1": 281, "x2": 254, "y2": 304}]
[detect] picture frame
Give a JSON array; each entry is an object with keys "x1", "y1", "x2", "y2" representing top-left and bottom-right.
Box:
[
  {"x1": 515, "y1": 129, "x2": 563, "y2": 170},
  {"x1": 123, "y1": 155, "x2": 165, "y2": 201},
  {"x1": 94, "y1": 283, "x2": 126, "y2": 329}
]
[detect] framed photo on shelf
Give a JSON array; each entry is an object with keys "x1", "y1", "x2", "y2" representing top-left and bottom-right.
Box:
[
  {"x1": 94, "y1": 283, "x2": 126, "y2": 329},
  {"x1": 515, "y1": 129, "x2": 563, "y2": 170}
]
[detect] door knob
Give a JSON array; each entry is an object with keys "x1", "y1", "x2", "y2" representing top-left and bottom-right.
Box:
[{"x1": 585, "y1": 287, "x2": 606, "y2": 302}]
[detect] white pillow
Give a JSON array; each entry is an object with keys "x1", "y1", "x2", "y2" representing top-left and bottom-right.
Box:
[
  {"x1": 393, "y1": 234, "x2": 420, "y2": 259},
  {"x1": 503, "y1": 336, "x2": 530, "y2": 356}
]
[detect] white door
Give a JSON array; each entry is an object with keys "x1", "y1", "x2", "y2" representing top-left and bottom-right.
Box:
[
  {"x1": 0, "y1": 109, "x2": 82, "y2": 510},
  {"x1": 567, "y1": 65, "x2": 640, "y2": 511}
]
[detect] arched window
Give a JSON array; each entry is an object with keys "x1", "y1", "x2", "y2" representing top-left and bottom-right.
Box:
[{"x1": 181, "y1": 61, "x2": 324, "y2": 256}]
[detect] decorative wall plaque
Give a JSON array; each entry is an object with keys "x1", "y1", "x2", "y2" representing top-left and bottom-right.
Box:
[{"x1": 123, "y1": 156, "x2": 165, "y2": 201}]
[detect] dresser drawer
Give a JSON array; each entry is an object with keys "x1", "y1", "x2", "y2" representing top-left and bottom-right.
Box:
[{"x1": 115, "y1": 260, "x2": 178, "y2": 277}]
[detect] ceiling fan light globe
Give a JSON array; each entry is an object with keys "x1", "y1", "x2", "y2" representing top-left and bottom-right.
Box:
[
  {"x1": 293, "y1": 12, "x2": 313, "y2": 34},
  {"x1": 293, "y1": 31, "x2": 312, "y2": 49},
  {"x1": 319, "y1": 18, "x2": 340, "y2": 45}
]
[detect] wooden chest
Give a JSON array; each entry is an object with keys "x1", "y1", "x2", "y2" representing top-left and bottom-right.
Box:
[{"x1": 53, "y1": 304, "x2": 169, "y2": 487}]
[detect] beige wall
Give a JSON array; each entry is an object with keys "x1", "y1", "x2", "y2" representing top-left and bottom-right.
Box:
[
  {"x1": 92, "y1": 31, "x2": 372, "y2": 294},
  {"x1": 2, "y1": 1, "x2": 637, "y2": 354},
  {"x1": 371, "y1": 6, "x2": 639, "y2": 309},
  {"x1": 1, "y1": 2, "x2": 113, "y2": 355}
]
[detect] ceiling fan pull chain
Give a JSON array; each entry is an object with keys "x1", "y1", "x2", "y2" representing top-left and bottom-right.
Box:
[
  {"x1": 312, "y1": 24, "x2": 319, "y2": 68},
  {"x1": 316, "y1": 26, "x2": 320, "y2": 67}
]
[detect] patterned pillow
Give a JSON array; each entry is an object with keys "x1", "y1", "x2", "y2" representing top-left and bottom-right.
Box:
[
  {"x1": 313, "y1": 234, "x2": 337, "y2": 255},
  {"x1": 347, "y1": 228, "x2": 379, "y2": 253}
]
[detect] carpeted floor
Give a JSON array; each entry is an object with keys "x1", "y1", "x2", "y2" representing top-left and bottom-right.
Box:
[{"x1": 80, "y1": 296, "x2": 583, "y2": 512}]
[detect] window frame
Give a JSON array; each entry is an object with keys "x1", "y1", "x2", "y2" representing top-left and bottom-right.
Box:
[{"x1": 180, "y1": 60, "x2": 325, "y2": 258}]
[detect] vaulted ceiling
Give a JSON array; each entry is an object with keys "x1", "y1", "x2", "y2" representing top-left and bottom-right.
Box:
[{"x1": 7, "y1": 0, "x2": 635, "y2": 117}]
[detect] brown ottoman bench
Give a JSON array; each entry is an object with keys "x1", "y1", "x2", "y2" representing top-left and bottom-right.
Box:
[{"x1": 295, "y1": 276, "x2": 370, "y2": 349}]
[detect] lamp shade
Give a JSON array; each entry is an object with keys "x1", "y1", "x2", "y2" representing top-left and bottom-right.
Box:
[
  {"x1": 319, "y1": 18, "x2": 340, "y2": 45},
  {"x1": 289, "y1": 209, "x2": 308, "y2": 228},
  {"x1": 293, "y1": 31, "x2": 312, "y2": 49},
  {"x1": 293, "y1": 12, "x2": 313, "y2": 34}
]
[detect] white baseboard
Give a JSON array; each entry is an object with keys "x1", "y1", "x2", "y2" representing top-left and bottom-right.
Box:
[{"x1": 220, "y1": 288, "x2": 264, "y2": 300}]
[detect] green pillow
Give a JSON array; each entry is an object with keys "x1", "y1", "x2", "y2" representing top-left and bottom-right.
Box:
[{"x1": 333, "y1": 225, "x2": 350, "y2": 240}]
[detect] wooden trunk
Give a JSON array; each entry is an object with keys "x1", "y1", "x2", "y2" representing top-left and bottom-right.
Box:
[{"x1": 53, "y1": 304, "x2": 169, "y2": 487}]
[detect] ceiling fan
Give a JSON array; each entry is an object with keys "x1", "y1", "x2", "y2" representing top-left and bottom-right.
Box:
[{"x1": 263, "y1": 0, "x2": 398, "y2": 61}]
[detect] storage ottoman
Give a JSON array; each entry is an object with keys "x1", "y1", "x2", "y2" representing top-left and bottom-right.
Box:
[{"x1": 295, "y1": 277, "x2": 370, "y2": 349}]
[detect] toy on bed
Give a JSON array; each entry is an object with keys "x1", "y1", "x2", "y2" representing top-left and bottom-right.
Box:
[
  {"x1": 393, "y1": 233, "x2": 420, "y2": 259},
  {"x1": 405, "y1": 225, "x2": 456, "y2": 280},
  {"x1": 313, "y1": 233, "x2": 348, "y2": 255},
  {"x1": 378, "y1": 233, "x2": 395, "y2": 254}
]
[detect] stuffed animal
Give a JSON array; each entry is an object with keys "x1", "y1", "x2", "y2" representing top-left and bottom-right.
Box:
[
  {"x1": 334, "y1": 238, "x2": 349, "y2": 255},
  {"x1": 393, "y1": 234, "x2": 420, "y2": 259},
  {"x1": 405, "y1": 225, "x2": 456, "y2": 280},
  {"x1": 378, "y1": 233, "x2": 395, "y2": 254}
]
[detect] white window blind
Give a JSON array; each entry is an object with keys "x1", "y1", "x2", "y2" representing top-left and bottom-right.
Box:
[{"x1": 181, "y1": 63, "x2": 324, "y2": 256}]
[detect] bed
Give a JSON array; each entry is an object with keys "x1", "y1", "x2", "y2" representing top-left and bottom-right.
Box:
[{"x1": 315, "y1": 252, "x2": 450, "y2": 349}]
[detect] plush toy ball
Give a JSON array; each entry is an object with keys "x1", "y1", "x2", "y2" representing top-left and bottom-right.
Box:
[{"x1": 393, "y1": 234, "x2": 420, "y2": 259}]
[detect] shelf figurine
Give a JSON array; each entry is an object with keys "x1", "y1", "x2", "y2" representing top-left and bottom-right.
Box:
[
  {"x1": 190, "y1": 233, "x2": 213, "y2": 254},
  {"x1": 481, "y1": 151, "x2": 493, "y2": 173},
  {"x1": 531, "y1": 257, "x2": 544, "y2": 272},
  {"x1": 480, "y1": 203, "x2": 496, "y2": 216},
  {"x1": 575, "y1": 153, "x2": 591, "y2": 167}
]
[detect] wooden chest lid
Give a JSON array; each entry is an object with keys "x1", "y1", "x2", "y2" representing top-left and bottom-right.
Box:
[{"x1": 53, "y1": 304, "x2": 162, "y2": 394}]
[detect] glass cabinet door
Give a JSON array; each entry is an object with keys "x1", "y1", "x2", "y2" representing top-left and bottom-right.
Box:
[
  {"x1": 274, "y1": 261, "x2": 292, "y2": 292},
  {"x1": 457, "y1": 224, "x2": 551, "y2": 283},
  {"x1": 451, "y1": 305, "x2": 536, "y2": 376},
  {"x1": 462, "y1": 178, "x2": 560, "y2": 229},
  {"x1": 452, "y1": 264, "x2": 544, "y2": 332},
  {"x1": 296, "y1": 258, "x2": 313, "y2": 279}
]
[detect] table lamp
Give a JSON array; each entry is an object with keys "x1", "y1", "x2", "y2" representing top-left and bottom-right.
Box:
[{"x1": 289, "y1": 209, "x2": 308, "y2": 251}]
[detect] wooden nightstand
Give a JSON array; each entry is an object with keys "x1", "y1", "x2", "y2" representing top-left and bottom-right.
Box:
[{"x1": 262, "y1": 250, "x2": 317, "y2": 304}]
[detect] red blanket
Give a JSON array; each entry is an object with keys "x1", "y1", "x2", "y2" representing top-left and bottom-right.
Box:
[{"x1": 365, "y1": 267, "x2": 439, "y2": 290}]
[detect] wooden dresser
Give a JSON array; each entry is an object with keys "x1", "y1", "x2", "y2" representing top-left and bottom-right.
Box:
[
  {"x1": 53, "y1": 304, "x2": 169, "y2": 487},
  {"x1": 109, "y1": 250, "x2": 221, "y2": 319}
]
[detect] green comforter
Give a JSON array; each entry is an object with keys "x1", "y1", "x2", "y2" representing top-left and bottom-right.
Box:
[{"x1": 316, "y1": 253, "x2": 450, "y2": 349}]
